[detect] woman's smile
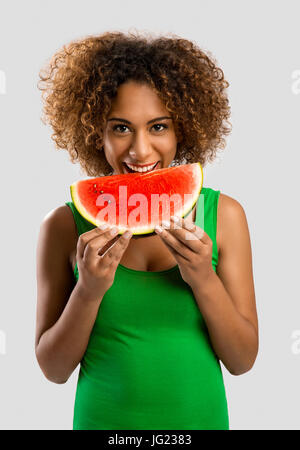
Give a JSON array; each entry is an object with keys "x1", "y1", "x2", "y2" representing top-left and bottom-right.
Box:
[{"x1": 122, "y1": 161, "x2": 161, "y2": 174}]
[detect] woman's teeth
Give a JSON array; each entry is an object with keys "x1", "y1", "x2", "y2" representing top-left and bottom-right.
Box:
[{"x1": 124, "y1": 162, "x2": 158, "y2": 173}]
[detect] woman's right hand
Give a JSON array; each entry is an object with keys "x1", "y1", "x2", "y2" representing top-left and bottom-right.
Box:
[{"x1": 76, "y1": 225, "x2": 132, "y2": 300}]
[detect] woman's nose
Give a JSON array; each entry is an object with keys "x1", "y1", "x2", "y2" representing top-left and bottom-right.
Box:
[{"x1": 129, "y1": 132, "x2": 153, "y2": 161}]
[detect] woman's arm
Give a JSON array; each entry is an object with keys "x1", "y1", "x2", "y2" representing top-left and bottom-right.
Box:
[
  {"x1": 35, "y1": 206, "x2": 103, "y2": 384},
  {"x1": 191, "y1": 194, "x2": 258, "y2": 375}
]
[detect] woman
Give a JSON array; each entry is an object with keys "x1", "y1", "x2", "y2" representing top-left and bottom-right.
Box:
[{"x1": 35, "y1": 31, "x2": 258, "y2": 430}]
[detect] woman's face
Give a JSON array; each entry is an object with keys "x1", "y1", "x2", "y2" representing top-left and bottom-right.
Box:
[{"x1": 102, "y1": 81, "x2": 178, "y2": 175}]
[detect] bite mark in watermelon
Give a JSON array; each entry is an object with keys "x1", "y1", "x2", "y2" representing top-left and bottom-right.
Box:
[{"x1": 70, "y1": 162, "x2": 203, "y2": 235}]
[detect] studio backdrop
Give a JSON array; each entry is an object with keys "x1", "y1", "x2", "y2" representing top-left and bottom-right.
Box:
[{"x1": 0, "y1": 0, "x2": 299, "y2": 430}]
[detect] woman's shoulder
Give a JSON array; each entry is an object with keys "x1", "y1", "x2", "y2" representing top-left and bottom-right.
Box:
[
  {"x1": 40, "y1": 205, "x2": 78, "y2": 263},
  {"x1": 42, "y1": 204, "x2": 77, "y2": 233},
  {"x1": 216, "y1": 191, "x2": 249, "y2": 254},
  {"x1": 218, "y1": 191, "x2": 246, "y2": 217}
]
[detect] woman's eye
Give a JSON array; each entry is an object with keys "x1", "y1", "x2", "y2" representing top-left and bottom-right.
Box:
[
  {"x1": 112, "y1": 123, "x2": 168, "y2": 133},
  {"x1": 113, "y1": 125, "x2": 129, "y2": 133},
  {"x1": 152, "y1": 124, "x2": 168, "y2": 132}
]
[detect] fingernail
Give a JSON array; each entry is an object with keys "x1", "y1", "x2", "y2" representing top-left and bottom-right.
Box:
[
  {"x1": 161, "y1": 220, "x2": 170, "y2": 229},
  {"x1": 123, "y1": 230, "x2": 132, "y2": 239},
  {"x1": 155, "y1": 225, "x2": 163, "y2": 233},
  {"x1": 185, "y1": 222, "x2": 195, "y2": 230},
  {"x1": 171, "y1": 215, "x2": 180, "y2": 223},
  {"x1": 110, "y1": 226, "x2": 119, "y2": 235},
  {"x1": 99, "y1": 223, "x2": 108, "y2": 230}
]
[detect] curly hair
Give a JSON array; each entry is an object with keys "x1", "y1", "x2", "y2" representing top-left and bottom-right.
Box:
[{"x1": 38, "y1": 30, "x2": 232, "y2": 177}]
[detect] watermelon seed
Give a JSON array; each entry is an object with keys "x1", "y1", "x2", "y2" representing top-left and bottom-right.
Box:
[{"x1": 100, "y1": 190, "x2": 104, "y2": 193}]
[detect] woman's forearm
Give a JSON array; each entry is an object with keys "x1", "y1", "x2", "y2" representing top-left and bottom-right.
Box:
[
  {"x1": 190, "y1": 272, "x2": 258, "y2": 375},
  {"x1": 35, "y1": 283, "x2": 104, "y2": 384}
]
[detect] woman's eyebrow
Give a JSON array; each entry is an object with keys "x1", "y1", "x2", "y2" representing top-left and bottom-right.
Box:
[{"x1": 107, "y1": 116, "x2": 172, "y2": 125}]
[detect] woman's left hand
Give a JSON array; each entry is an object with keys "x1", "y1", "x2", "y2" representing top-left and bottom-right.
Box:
[{"x1": 154, "y1": 215, "x2": 215, "y2": 289}]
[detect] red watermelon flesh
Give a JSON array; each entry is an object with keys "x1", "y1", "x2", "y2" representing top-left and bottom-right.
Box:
[{"x1": 70, "y1": 162, "x2": 203, "y2": 235}]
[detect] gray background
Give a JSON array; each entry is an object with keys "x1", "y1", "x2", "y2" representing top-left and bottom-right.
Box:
[{"x1": 0, "y1": 0, "x2": 299, "y2": 430}]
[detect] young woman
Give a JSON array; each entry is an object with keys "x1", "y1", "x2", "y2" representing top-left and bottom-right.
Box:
[{"x1": 35, "y1": 31, "x2": 258, "y2": 430}]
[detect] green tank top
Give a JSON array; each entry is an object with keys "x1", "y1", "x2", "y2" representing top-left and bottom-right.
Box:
[{"x1": 65, "y1": 186, "x2": 229, "y2": 430}]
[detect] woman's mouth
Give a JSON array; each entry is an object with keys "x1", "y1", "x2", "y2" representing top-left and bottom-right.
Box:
[{"x1": 122, "y1": 161, "x2": 160, "y2": 174}]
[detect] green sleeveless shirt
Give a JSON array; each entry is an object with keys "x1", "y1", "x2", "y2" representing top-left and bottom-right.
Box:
[{"x1": 65, "y1": 186, "x2": 229, "y2": 430}]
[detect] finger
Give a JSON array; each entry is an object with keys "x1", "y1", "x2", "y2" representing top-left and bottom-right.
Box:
[
  {"x1": 76, "y1": 227, "x2": 108, "y2": 260},
  {"x1": 159, "y1": 219, "x2": 201, "y2": 254},
  {"x1": 170, "y1": 216, "x2": 209, "y2": 243},
  {"x1": 155, "y1": 226, "x2": 191, "y2": 260},
  {"x1": 80, "y1": 226, "x2": 119, "y2": 262},
  {"x1": 100, "y1": 230, "x2": 133, "y2": 267},
  {"x1": 160, "y1": 237, "x2": 188, "y2": 264}
]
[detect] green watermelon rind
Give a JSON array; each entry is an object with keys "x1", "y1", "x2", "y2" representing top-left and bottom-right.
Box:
[{"x1": 70, "y1": 162, "x2": 203, "y2": 235}]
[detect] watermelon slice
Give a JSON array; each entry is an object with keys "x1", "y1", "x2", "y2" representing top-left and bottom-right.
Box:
[{"x1": 70, "y1": 162, "x2": 203, "y2": 235}]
